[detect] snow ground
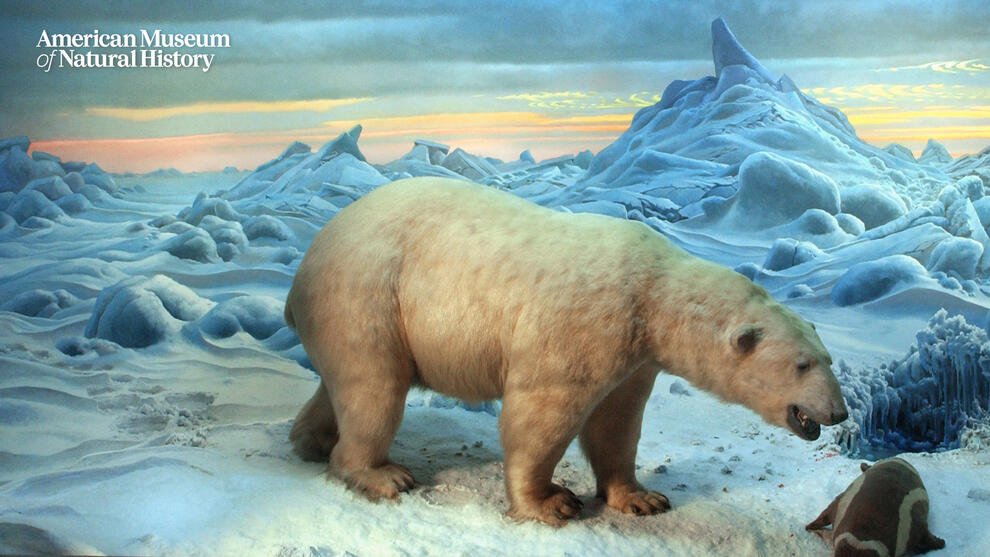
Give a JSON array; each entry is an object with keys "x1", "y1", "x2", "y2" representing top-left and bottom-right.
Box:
[{"x1": 1, "y1": 172, "x2": 987, "y2": 556}]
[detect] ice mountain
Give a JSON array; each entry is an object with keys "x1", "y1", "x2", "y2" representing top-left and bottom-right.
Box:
[{"x1": 575, "y1": 17, "x2": 950, "y2": 220}]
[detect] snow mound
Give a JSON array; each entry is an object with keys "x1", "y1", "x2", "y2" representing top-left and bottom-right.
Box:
[
  {"x1": 839, "y1": 309, "x2": 990, "y2": 452},
  {"x1": 55, "y1": 336, "x2": 119, "y2": 357},
  {"x1": 56, "y1": 193, "x2": 94, "y2": 215},
  {"x1": 160, "y1": 229, "x2": 220, "y2": 263},
  {"x1": 195, "y1": 295, "x2": 286, "y2": 340},
  {"x1": 839, "y1": 184, "x2": 908, "y2": 229},
  {"x1": 1, "y1": 289, "x2": 79, "y2": 318},
  {"x1": 198, "y1": 216, "x2": 248, "y2": 262},
  {"x1": 946, "y1": 145, "x2": 990, "y2": 184},
  {"x1": 178, "y1": 194, "x2": 243, "y2": 226},
  {"x1": 0, "y1": 137, "x2": 115, "y2": 225},
  {"x1": 927, "y1": 237, "x2": 984, "y2": 280},
  {"x1": 243, "y1": 215, "x2": 292, "y2": 241},
  {"x1": 939, "y1": 187, "x2": 990, "y2": 272},
  {"x1": 85, "y1": 275, "x2": 214, "y2": 348},
  {"x1": 24, "y1": 176, "x2": 72, "y2": 201},
  {"x1": 4, "y1": 190, "x2": 67, "y2": 224},
  {"x1": 834, "y1": 212, "x2": 865, "y2": 235},
  {"x1": 956, "y1": 175, "x2": 985, "y2": 201},
  {"x1": 701, "y1": 151, "x2": 840, "y2": 230},
  {"x1": 830, "y1": 255, "x2": 930, "y2": 306},
  {"x1": 762, "y1": 238, "x2": 824, "y2": 271}
]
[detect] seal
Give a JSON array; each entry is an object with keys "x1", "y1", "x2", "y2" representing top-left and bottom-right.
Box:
[{"x1": 806, "y1": 457, "x2": 945, "y2": 556}]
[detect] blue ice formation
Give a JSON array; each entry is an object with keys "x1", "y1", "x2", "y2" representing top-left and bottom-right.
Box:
[
  {"x1": 830, "y1": 255, "x2": 930, "y2": 306},
  {"x1": 85, "y1": 275, "x2": 214, "y2": 348},
  {"x1": 0, "y1": 138, "x2": 116, "y2": 228},
  {"x1": 839, "y1": 184, "x2": 908, "y2": 230},
  {"x1": 712, "y1": 151, "x2": 841, "y2": 230},
  {"x1": 196, "y1": 295, "x2": 285, "y2": 340},
  {"x1": 1, "y1": 289, "x2": 80, "y2": 318},
  {"x1": 762, "y1": 238, "x2": 823, "y2": 271},
  {"x1": 839, "y1": 309, "x2": 990, "y2": 452}
]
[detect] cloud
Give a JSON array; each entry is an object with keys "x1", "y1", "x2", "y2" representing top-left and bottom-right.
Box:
[
  {"x1": 7, "y1": 0, "x2": 988, "y2": 66},
  {"x1": 495, "y1": 91, "x2": 662, "y2": 110},
  {"x1": 842, "y1": 106, "x2": 990, "y2": 126},
  {"x1": 84, "y1": 97, "x2": 372, "y2": 121},
  {"x1": 859, "y1": 125, "x2": 990, "y2": 143},
  {"x1": 320, "y1": 110, "x2": 632, "y2": 139},
  {"x1": 804, "y1": 84, "x2": 990, "y2": 105},
  {"x1": 7, "y1": 1, "x2": 990, "y2": 169},
  {"x1": 879, "y1": 59, "x2": 990, "y2": 74}
]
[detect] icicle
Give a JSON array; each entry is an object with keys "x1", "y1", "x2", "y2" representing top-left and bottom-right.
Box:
[{"x1": 837, "y1": 309, "x2": 990, "y2": 452}]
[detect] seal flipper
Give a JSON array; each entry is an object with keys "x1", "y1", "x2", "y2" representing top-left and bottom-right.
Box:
[
  {"x1": 916, "y1": 529, "x2": 946, "y2": 553},
  {"x1": 805, "y1": 496, "x2": 839, "y2": 542}
]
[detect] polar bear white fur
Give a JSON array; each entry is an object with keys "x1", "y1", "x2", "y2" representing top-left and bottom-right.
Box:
[{"x1": 285, "y1": 177, "x2": 847, "y2": 525}]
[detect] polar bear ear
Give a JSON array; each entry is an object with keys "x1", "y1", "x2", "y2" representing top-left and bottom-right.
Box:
[{"x1": 731, "y1": 324, "x2": 763, "y2": 354}]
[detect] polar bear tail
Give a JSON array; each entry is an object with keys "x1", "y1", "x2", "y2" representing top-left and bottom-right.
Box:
[{"x1": 284, "y1": 292, "x2": 297, "y2": 331}]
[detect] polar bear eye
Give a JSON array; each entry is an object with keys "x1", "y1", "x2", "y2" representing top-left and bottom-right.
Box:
[{"x1": 796, "y1": 359, "x2": 811, "y2": 373}]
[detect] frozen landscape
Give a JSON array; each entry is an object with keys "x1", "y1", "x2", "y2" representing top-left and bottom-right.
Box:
[{"x1": 1, "y1": 18, "x2": 989, "y2": 556}]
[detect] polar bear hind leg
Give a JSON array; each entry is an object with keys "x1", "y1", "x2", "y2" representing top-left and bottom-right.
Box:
[{"x1": 289, "y1": 380, "x2": 338, "y2": 462}]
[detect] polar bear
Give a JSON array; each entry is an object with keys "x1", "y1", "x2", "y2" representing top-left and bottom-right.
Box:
[{"x1": 285, "y1": 177, "x2": 848, "y2": 525}]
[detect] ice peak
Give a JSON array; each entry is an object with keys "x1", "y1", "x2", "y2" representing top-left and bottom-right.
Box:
[
  {"x1": 711, "y1": 17, "x2": 776, "y2": 83},
  {"x1": 920, "y1": 138, "x2": 953, "y2": 165}
]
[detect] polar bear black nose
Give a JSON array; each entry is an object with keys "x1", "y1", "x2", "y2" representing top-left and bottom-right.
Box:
[{"x1": 830, "y1": 410, "x2": 848, "y2": 424}]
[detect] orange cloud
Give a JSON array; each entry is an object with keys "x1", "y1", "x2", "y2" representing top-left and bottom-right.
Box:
[
  {"x1": 321, "y1": 111, "x2": 632, "y2": 139},
  {"x1": 846, "y1": 107, "x2": 990, "y2": 126},
  {"x1": 859, "y1": 125, "x2": 990, "y2": 143},
  {"x1": 495, "y1": 91, "x2": 661, "y2": 110},
  {"x1": 31, "y1": 132, "x2": 332, "y2": 173},
  {"x1": 804, "y1": 84, "x2": 990, "y2": 104}
]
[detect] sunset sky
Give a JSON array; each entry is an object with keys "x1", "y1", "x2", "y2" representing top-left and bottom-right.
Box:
[{"x1": 1, "y1": 1, "x2": 987, "y2": 173}]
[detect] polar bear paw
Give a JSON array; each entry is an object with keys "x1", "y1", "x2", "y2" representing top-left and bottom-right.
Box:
[
  {"x1": 508, "y1": 484, "x2": 584, "y2": 527},
  {"x1": 608, "y1": 488, "x2": 671, "y2": 515},
  {"x1": 335, "y1": 462, "x2": 415, "y2": 501}
]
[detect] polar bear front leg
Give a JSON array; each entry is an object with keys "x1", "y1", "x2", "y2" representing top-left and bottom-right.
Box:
[
  {"x1": 499, "y1": 386, "x2": 592, "y2": 527},
  {"x1": 580, "y1": 366, "x2": 670, "y2": 515}
]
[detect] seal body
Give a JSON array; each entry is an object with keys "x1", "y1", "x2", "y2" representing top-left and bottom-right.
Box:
[{"x1": 806, "y1": 457, "x2": 945, "y2": 556}]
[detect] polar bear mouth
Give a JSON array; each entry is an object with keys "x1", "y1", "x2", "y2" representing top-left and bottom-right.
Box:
[{"x1": 788, "y1": 404, "x2": 821, "y2": 440}]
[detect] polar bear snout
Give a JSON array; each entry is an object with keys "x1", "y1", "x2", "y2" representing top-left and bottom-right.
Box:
[
  {"x1": 821, "y1": 371, "x2": 849, "y2": 426},
  {"x1": 828, "y1": 407, "x2": 848, "y2": 425},
  {"x1": 785, "y1": 362, "x2": 848, "y2": 440}
]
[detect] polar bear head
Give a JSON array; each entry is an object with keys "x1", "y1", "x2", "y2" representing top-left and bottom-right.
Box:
[{"x1": 722, "y1": 303, "x2": 848, "y2": 441}]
